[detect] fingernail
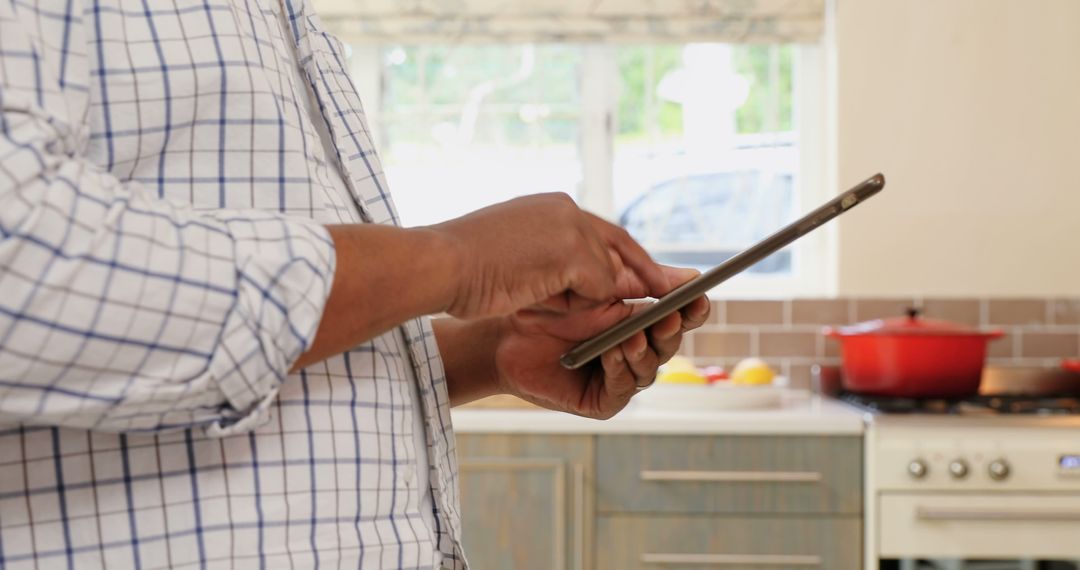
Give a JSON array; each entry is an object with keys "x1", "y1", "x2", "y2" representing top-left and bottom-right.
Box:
[{"x1": 613, "y1": 350, "x2": 624, "y2": 363}]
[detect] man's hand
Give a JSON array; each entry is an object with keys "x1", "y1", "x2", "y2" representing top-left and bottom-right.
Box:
[
  {"x1": 431, "y1": 193, "x2": 670, "y2": 319},
  {"x1": 490, "y1": 266, "x2": 710, "y2": 419},
  {"x1": 297, "y1": 194, "x2": 670, "y2": 372}
]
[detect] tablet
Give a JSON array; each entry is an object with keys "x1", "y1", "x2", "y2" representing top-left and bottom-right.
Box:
[{"x1": 559, "y1": 173, "x2": 886, "y2": 370}]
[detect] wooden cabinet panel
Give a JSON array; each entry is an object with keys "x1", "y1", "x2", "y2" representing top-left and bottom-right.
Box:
[
  {"x1": 596, "y1": 514, "x2": 861, "y2": 570},
  {"x1": 456, "y1": 434, "x2": 592, "y2": 570},
  {"x1": 595, "y1": 435, "x2": 862, "y2": 515}
]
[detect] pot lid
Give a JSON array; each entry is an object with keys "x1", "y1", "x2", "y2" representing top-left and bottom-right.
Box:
[{"x1": 827, "y1": 308, "x2": 1004, "y2": 337}]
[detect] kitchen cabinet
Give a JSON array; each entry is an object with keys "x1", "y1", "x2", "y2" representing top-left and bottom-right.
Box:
[
  {"x1": 596, "y1": 435, "x2": 862, "y2": 515},
  {"x1": 596, "y1": 515, "x2": 861, "y2": 569},
  {"x1": 456, "y1": 431, "x2": 862, "y2": 569},
  {"x1": 456, "y1": 434, "x2": 593, "y2": 570}
]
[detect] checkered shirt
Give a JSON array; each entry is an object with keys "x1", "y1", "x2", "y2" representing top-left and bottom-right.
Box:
[{"x1": 0, "y1": 0, "x2": 464, "y2": 568}]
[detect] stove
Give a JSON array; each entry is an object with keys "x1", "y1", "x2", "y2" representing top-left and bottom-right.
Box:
[
  {"x1": 851, "y1": 391, "x2": 1080, "y2": 568},
  {"x1": 841, "y1": 391, "x2": 1080, "y2": 416}
]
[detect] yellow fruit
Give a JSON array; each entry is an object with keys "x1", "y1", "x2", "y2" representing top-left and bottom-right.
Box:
[
  {"x1": 663, "y1": 356, "x2": 697, "y2": 372},
  {"x1": 731, "y1": 358, "x2": 775, "y2": 386},
  {"x1": 656, "y1": 369, "x2": 708, "y2": 385}
]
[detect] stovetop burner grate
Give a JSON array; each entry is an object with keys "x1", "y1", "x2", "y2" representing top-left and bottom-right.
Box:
[{"x1": 838, "y1": 392, "x2": 1080, "y2": 415}]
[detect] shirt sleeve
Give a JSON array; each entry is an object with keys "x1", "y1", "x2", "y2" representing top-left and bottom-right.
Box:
[{"x1": 0, "y1": 2, "x2": 336, "y2": 435}]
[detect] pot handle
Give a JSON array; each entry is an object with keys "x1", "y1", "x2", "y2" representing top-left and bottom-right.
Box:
[
  {"x1": 821, "y1": 326, "x2": 841, "y2": 338},
  {"x1": 985, "y1": 329, "x2": 1006, "y2": 340}
]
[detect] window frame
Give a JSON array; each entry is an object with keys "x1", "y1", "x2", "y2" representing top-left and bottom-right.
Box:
[{"x1": 348, "y1": 42, "x2": 832, "y2": 298}]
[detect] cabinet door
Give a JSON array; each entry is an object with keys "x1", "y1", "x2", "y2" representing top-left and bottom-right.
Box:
[
  {"x1": 456, "y1": 434, "x2": 592, "y2": 570},
  {"x1": 596, "y1": 514, "x2": 862, "y2": 570},
  {"x1": 596, "y1": 435, "x2": 862, "y2": 515}
]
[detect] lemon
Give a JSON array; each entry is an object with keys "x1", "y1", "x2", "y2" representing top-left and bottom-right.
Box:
[
  {"x1": 731, "y1": 358, "x2": 775, "y2": 386},
  {"x1": 656, "y1": 356, "x2": 707, "y2": 385},
  {"x1": 663, "y1": 356, "x2": 697, "y2": 372},
  {"x1": 656, "y1": 369, "x2": 708, "y2": 385}
]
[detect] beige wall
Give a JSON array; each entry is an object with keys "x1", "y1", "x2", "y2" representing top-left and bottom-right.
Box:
[{"x1": 834, "y1": 0, "x2": 1080, "y2": 297}]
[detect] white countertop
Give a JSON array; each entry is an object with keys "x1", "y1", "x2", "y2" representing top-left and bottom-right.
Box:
[{"x1": 451, "y1": 391, "x2": 867, "y2": 435}]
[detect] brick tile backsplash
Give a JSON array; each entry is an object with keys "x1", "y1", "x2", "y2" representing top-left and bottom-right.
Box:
[
  {"x1": 921, "y1": 298, "x2": 981, "y2": 326},
  {"x1": 684, "y1": 297, "x2": 1080, "y2": 387},
  {"x1": 988, "y1": 299, "x2": 1048, "y2": 325},
  {"x1": 1050, "y1": 299, "x2": 1080, "y2": 325},
  {"x1": 987, "y1": 334, "x2": 1016, "y2": 359},
  {"x1": 853, "y1": 298, "x2": 917, "y2": 321},
  {"x1": 707, "y1": 301, "x2": 724, "y2": 325},
  {"x1": 724, "y1": 300, "x2": 785, "y2": 325},
  {"x1": 790, "y1": 299, "x2": 851, "y2": 325},
  {"x1": 694, "y1": 332, "x2": 752, "y2": 358},
  {"x1": 759, "y1": 331, "x2": 817, "y2": 357},
  {"x1": 1021, "y1": 332, "x2": 1080, "y2": 358},
  {"x1": 788, "y1": 363, "x2": 818, "y2": 390}
]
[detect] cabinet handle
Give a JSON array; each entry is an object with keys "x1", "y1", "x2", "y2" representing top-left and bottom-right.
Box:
[
  {"x1": 573, "y1": 463, "x2": 585, "y2": 570},
  {"x1": 640, "y1": 470, "x2": 823, "y2": 483},
  {"x1": 641, "y1": 553, "x2": 822, "y2": 566},
  {"x1": 917, "y1": 506, "x2": 1080, "y2": 522}
]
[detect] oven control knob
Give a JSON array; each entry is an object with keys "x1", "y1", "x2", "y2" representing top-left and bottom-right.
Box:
[
  {"x1": 988, "y1": 459, "x2": 1011, "y2": 481},
  {"x1": 949, "y1": 459, "x2": 969, "y2": 479},
  {"x1": 907, "y1": 459, "x2": 928, "y2": 479}
]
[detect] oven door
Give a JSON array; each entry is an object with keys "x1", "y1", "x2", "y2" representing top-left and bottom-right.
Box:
[{"x1": 879, "y1": 493, "x2": 1080, "y2": 559}]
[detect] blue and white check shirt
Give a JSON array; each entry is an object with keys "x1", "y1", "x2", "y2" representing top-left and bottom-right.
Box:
[{"x1": 0, "y1": 0, "x2": 464, "y2": 568}]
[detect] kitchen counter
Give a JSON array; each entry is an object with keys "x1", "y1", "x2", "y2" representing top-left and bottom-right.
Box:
[{"x1": 451, "y1": 391, "x2": 867, "y2": 435}]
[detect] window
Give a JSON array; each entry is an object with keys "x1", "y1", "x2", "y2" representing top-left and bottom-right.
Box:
[
  {"x1": 348, "y1": 41, "x2": 828, "y2": 296},
  {"x1": 368, "y1": 45, "x2": 585, "y2": 227}
]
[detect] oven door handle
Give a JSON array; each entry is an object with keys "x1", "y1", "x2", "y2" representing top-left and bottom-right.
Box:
[{"x1": 916, "y1": 506, "x2": 1080, "y2": 522}]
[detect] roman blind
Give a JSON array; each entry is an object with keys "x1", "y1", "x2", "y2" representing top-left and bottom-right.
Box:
[{"x1": 313, "y1": 0, "x2": 825, "y2": 44}]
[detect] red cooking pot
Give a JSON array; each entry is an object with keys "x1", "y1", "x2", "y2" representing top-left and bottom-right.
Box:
[{"x1": 824, "y1": 308, "x2": 1004, "y2": 398}]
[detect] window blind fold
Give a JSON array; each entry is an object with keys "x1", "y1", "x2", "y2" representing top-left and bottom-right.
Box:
[{"x1": 313, "y1": 0, "x2": 825, "y2": 43}]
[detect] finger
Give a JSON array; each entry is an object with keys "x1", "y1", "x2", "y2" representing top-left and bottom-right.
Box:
[
  {"x1": 661, "y1": 265, "x2": 701, "y2": 289},
  {"x1": 680, "y1": 295, "x2": 711, "y2": 331},
  {"x1": 621, "y1": 331, "x2": 660, "y2": 388},
  {"x1": 565, "y1": 253, "x2": 617, "y2": 303},
  {"x1": 600, "y1": 346, "x2": 630, "y2": 387},
  {"x1": 647, "y1": 310, "x2": 684, "y2": 363},
  {"x1": 565, "y1": 235, "x2": 622, "y2": 309},
  {"x1": 586, "y1": 214, "x2": 670, "y2": 297},
  {"x1": 656, "y1": 265, "x2": 709, "y2": 330},
  {"x1": 597, "y1": 346, "x2": 635, "y2": 415},
  {"x1": 609, "y1": 250, "x2": 652, "y2": 300},
  {"x1": 585, "y1": 229, "x2": 618, "y2": 280}
]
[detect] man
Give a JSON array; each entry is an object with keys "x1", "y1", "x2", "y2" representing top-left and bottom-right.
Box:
[{"x1": 0, "y1": 1, "x2": 709, "y2": 568}]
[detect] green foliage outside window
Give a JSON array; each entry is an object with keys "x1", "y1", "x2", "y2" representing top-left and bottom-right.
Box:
[
  {"x1": 733, "y1": 45, "x2": 794, "y2": 133},
  {"x1": 379, "y1": 43, "x2": 794, "y2": 149},
  {"x1": 616, "y1": 46, "x2": 685, "y2": 141},
  {"x1": 615, "y1": 44, "x2": 794, "y2": 141}
]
